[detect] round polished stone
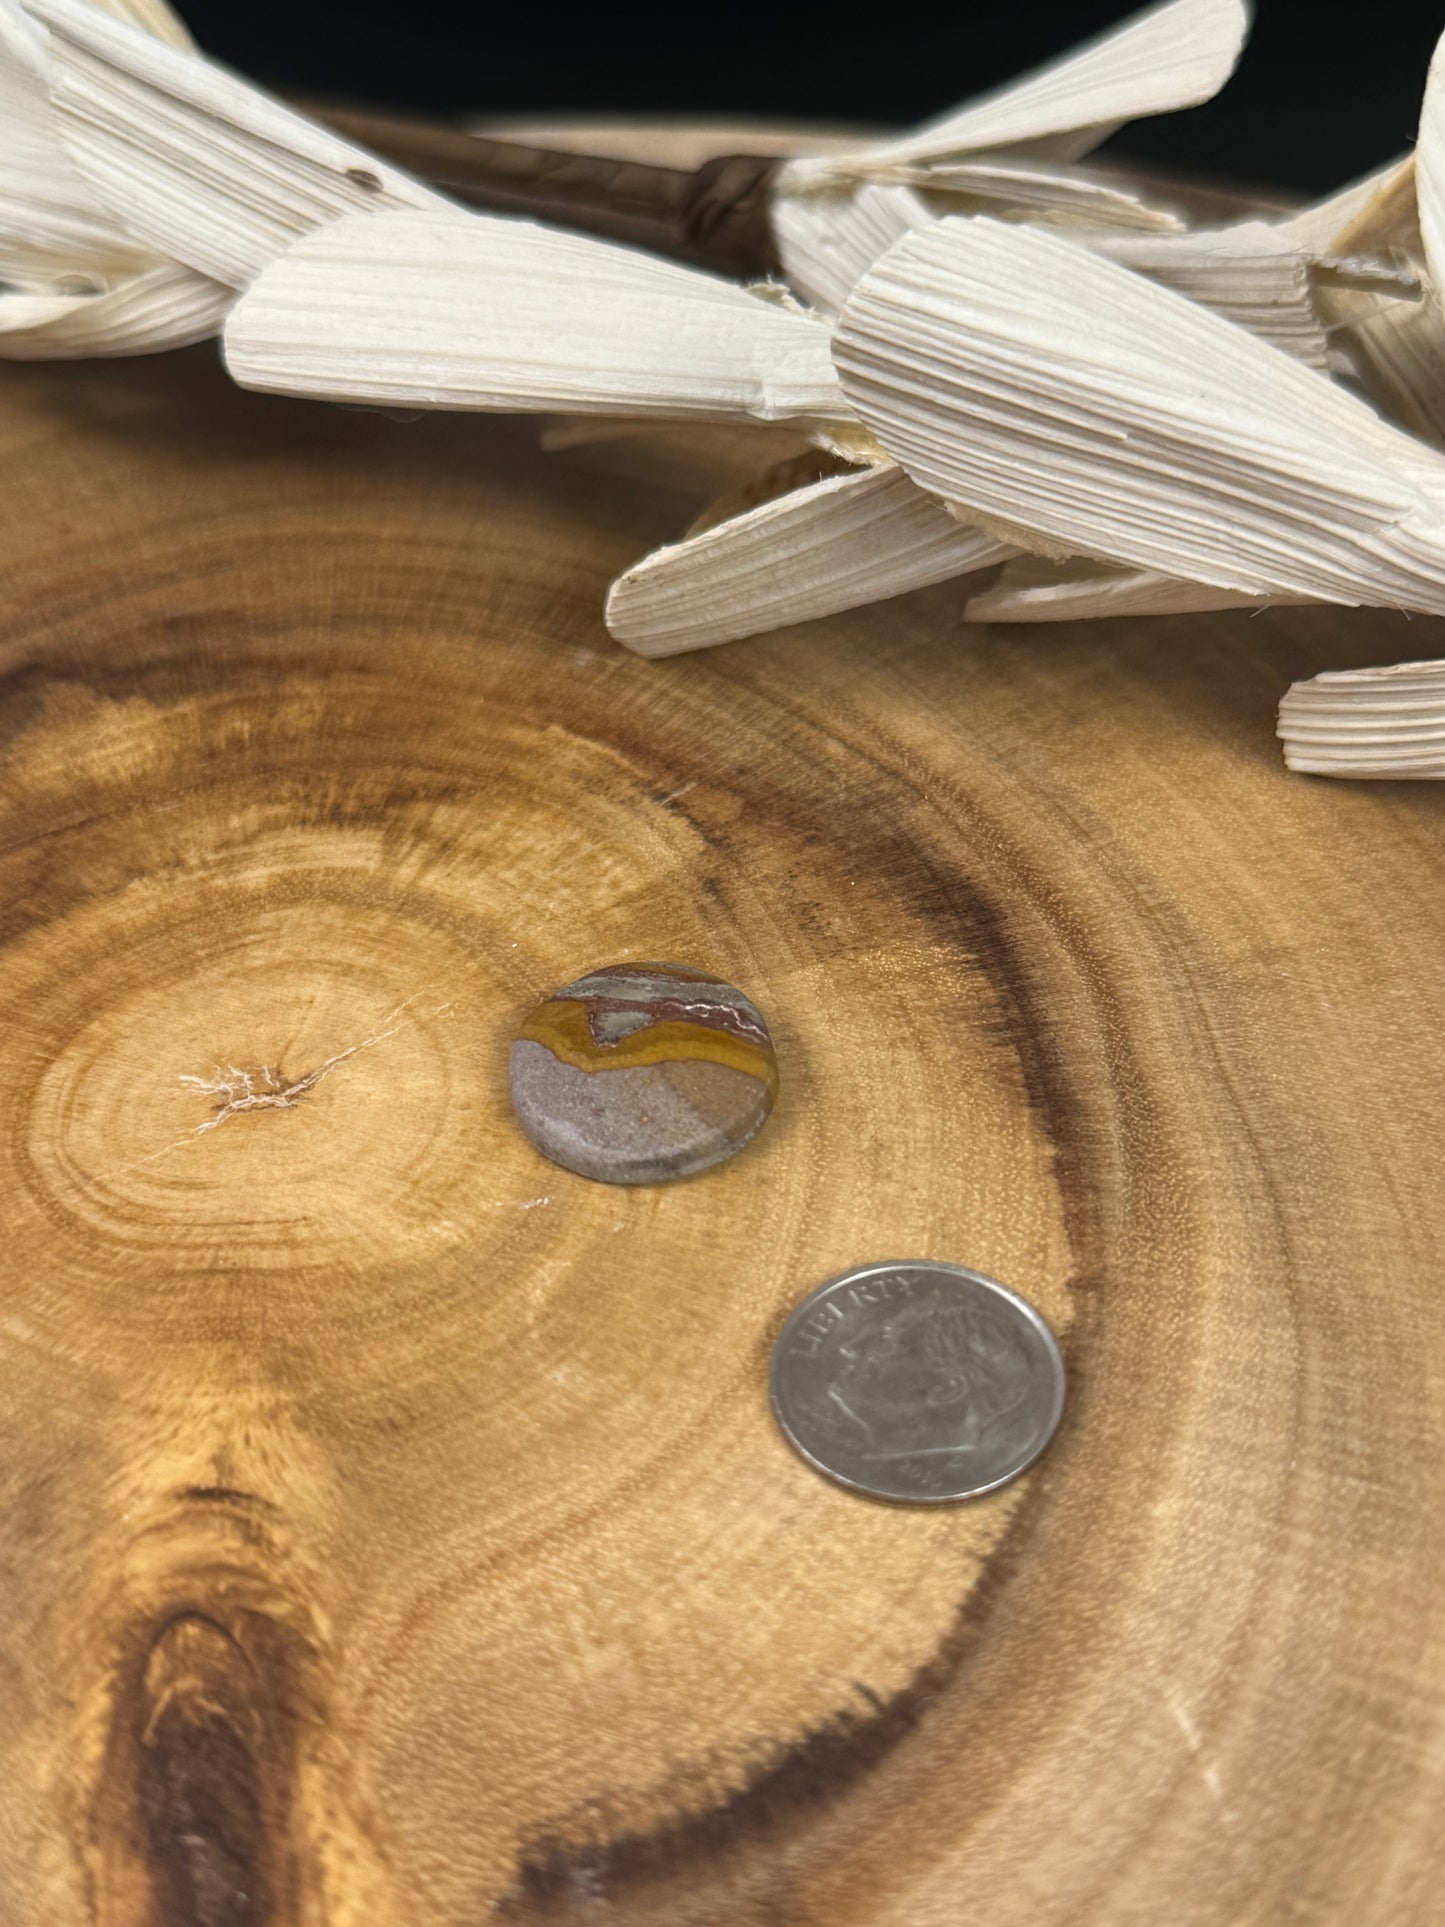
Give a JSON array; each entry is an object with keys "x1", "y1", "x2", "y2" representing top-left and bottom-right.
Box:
[{"x1": 508, "y1": 962, "x2": 778, "y2": 1185}]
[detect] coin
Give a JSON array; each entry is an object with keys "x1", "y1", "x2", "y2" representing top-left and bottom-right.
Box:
[{"x1": 770, "y1": 1262, "x2": 1065, "y2": 1504}]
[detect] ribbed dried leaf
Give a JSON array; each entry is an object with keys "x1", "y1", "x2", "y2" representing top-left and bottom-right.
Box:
[
  {"x1": 777, "y1": 145, "x2": 1404, "y2": 375},
  {"x1": 782, "y1": 0, "x2": 1249, "y2": 187},
  {"x1": 607, "y1": 463, "x2": 1009, "y2": 656},
  {"x1": 834, "y1": 217, "x2": 1445, "y2": 614},
  {"x1": 1274, "y1": 156, "x2": 1417, "y2": 255},
  {"x1": 773, "y1": 183, "x2": 933, "y2": 315},
  {"x1": 1279, "y1": 659, "x2": 1445, "y2": 777},
  {"x1": 775, "y1": 165, "x2": 1184, "y2": 315},
  {"x1": 777, "y1": 190, "x2": 1344, "y2": 358},
  {"x1": 1416, "y1": 35, "x2": 1445, "y2": 299},
  {"x1": 1334, "y1": 294, "x2": 1445, "y2": 449},
  {"x1": 28, "y1": 0, "x2": 450, "y2": 288},
  {"x1": 100, "y1": 0, "x2": 190, "y2": 51},
  {"x1": 1095, "y1": 223, "x2": 1334, "y2": 366},
  {"x1": 1, "y1": 0, "x2": 139, "y2": 278},
  {"x1": 224, "y1": 206, "x2": 851, "y2": 427},
  {"x1": 1340, "y1": 41, "x2": 1445, "y2": 448},
  {"x1": 0, "y1": 254, "x2": 226, "y2": 354},
  {"x1": 914, "y1": 157, "x2": 1185, "y2": 227},
  {"x1": 958, "y1": 161, "x2": 1431, "y2": 646},
  {"x1": 965, "y1": 551, "x2": 1306, "y2": 621},
  {"x1": 0, "y1": 0, "x2": 229, "y2": 355},
  {"x1": 1264, "y1": 158, "x2": 1444, "y2": 444}
]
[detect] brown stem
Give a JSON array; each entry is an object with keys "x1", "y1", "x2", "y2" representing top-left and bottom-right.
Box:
[{"x1": 306, "y1": 101, "x2": 784, "y2": 279}]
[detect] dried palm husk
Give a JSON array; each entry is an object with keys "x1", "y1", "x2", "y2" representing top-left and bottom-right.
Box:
[
  {"x1": 1266, "y1": 43, "x2": 1445, "y2": 778},
  {"x1": 1102, "y1": 213, "x2": 1420, "y2": 369},
  {"x1": 288, "y1": 0, "x2": 1249, "y2": 290},
  {"x1": 1278, "y1": 660, "x2": 1445, "y2": 778},
  {"x1": 1094, "y1": 222, "x2": 1338, "y2": 367},
  {"x1": 1324, "y1": 65, "x2": 1445, "y2": 448},
  {"x1": 19, "y1": 0, "x2": 858, "y2": 434},
  {"x1": 963, "y1": 159, "x2": 1432, "y2": 626},
  {"x1": 782, "y1": 0, "x2": 1250, "y2": 189},
  {"x1": 769, "y1": 0, "x2": 1413, "y2": 371},
  {"x1": 607, "y1": 163, "x2": 1403, "y2": 658},
  {"x1": 1276, "y1": 156, "x2": 1418, "y2": 256},
  {"x1": 223, "y1": 206, "x2": 855, "y2": 432},
  {"x1": 1417, "y1": 36, "x2": 1445, "y2": 299},
  {"x1": 894, "y1": 157, "x2": 1187, "y2": 230},
  {"x1": 606, "y1": 460, "x2": 1010, "y2": 655},
  {"x1": 774, "y1": 0, "x2": 1249, "y2": 308},
  {"x1": 0, "y1": 0, "x2": 227, "y2": 355},
  {"x1": 0, "y1": 254, "x2": 226, "y2": 355},
  {"x1": 10, "y1": 0, "x2": 1445, "y2": 779},
  {"x1": 772, "y1": 183, "x2": 935, "y2": 316},
  {"x1": 966, "y1": 551, "x2": 1310, "y2": 622},
  {"x1": 774, "y1": 167, "x2": 1199, "y2": 317},
  {"x1": 1274, "y1": 157, "x2": 1445, "y2": 446},
  {"x1": 834, "y1": 216, "x2": 1445, "y2": 615},
  {"x1": 94, "y1": 0, "x2": 189, "y2": 48},
  {"x1": 1327, "y1": 276, "x2": 1445, "y2": 450},
  {"x1": 1, "y1": 0, "x2": 133, "y2": 280},
  {"x1": 786, "y1": 182, "x2": 1417, "y2": 365},
  {"x1": 26, "y1": 0, "x2": 451, "y2": 288}
]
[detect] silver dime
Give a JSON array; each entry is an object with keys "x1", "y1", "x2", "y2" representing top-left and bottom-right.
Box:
[{"x1": 770, "y1": 1261, "x2": 1065, "y2": 1504}]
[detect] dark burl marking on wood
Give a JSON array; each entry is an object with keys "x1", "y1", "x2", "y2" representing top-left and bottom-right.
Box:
[{"x1": 97, "y1": 1607, "x2": 313, "y2": 1927}]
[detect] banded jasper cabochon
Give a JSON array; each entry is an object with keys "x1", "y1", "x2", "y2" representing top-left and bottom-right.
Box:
[{"x1": 508, "y1": 963, "x2": 778, "y2": 1185}]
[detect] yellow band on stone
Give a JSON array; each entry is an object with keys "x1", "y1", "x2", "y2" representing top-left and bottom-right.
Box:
[{"x1": 520, "y1": 998, "x2": 779, "y2": 1094}]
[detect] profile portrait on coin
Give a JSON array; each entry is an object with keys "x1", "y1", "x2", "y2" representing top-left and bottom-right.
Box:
[{"x1": 809, "y1": 1290, "x2": 1036, "y2": 1462}]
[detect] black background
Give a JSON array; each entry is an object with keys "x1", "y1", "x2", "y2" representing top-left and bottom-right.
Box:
[{"x1": 175, "y1": 0, "x2": 1439, "y2": 195}]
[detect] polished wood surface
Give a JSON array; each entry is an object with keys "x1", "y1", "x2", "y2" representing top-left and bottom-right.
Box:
[{"x1": 0, "y1": 322, "x2": 1441, "y2": 1924}]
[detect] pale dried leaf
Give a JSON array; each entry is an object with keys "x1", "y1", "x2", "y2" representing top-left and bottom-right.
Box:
[
  {"x1": 776, "y1": 171, "x2": 1357, "y2": 363},
  {"x1": 1331, "y1": 293, "x2": 1445, "y2": 448},
  {"x1": 1094, "y1": 222, "x2": 1332, "y2": 366},
  {"x1": 606, "y1": 464, "x2": 1010, "y2": 656},
  {"x1": 1274, "y1": 156, "x2": 1417, "y2": 255},
  {"x1": 834, "y1": 217, "x2": 1445, "y2": 614},
  {"x1": 0, "y1": 0, "x2": 230, "y2": 355},
  {"x1": 775, "y1": 163, "x2": 1183, "y2": 315},
  {"x1": 1278, "y1": 659, "x2": 1445, "y2": 777},
  {"x1": 0, "y1": 254, "x2": 227, "y2": 353},
  {"x1": 1269, "y1": 157, "x2": 1441, "y2": 442},
  {"x1": 224, "y1": 207, "x2": 851, "y2": 426},
  {"x1": 965, "y1": 551, "x2": 1306, "y2": 621},
  {"x1": 911, "y1": 157, "x2": 1185, "y2": 229},
  {"x1": 0, "y1": 0, "x2": 140, "y2": 278},
  {"x1": 1416, "y1": 34, "x2": 1445, "y2": 302},
  {"x1": 1272, "y1": 158, "x2": 1441, "y2": 449},
  {"x1": 782, "y1": 0, "x2": 1250, "y2": 186},
  {"x1": 1, "y1": 0, "x2": 193, "y2": 276},
  {"x1": 773, "y1": 183, "x2": 934, "y2": 314},
  {"x1": 97, "y1": 0, "x2": 191, "y2": 52},
  {"x1": 28, "y1": 0, "x2": 451, "y2": 288},
  {"x1": 1309, "y1": 255, "x2": 1421, "y2": 300}
]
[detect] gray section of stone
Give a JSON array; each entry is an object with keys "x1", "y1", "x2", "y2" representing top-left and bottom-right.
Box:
[{"x1": 508, "y1": 1040, "x2": 770, "y2": 1185}]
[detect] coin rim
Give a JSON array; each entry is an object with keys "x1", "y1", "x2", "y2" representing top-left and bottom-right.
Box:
[{"x1": 769, "y1": 1260, "x2": 1067, "y2": 1506}]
